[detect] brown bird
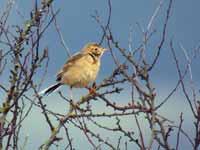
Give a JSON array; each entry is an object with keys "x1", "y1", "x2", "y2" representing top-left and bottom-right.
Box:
[{"x1": 40, "y1": 43, "x2": 107, "y2": 98}]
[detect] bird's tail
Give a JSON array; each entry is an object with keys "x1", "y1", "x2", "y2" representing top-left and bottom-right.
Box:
[{"x1": 39, "y1": 83, "x2": 62, "y2": 96}]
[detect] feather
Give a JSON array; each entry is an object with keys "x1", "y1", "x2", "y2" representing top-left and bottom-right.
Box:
[
  {"x1": 56, "y1": 53, "x2": 86, "y2": 81},
  {"x1": 39, "y1": 83, "x2": 62, "y2": 96}
]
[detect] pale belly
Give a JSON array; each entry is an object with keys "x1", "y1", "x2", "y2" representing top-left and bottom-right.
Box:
[{"x1": 61, "y1": 64, "x2": 99, "y2": 88}]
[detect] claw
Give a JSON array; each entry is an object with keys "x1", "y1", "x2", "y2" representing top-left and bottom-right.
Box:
[{"x1": 86, "y1": 83, "x2": 97, "y2": 96}]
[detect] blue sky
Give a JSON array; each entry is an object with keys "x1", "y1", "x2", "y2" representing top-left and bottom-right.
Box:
[{"x1": 0, "y1": 0, "x2": 200, "y2": 149}]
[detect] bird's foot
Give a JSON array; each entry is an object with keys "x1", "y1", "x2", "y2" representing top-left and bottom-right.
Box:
[{"x1": 86, "y1": 83, "x2": 98, "y2": 96}]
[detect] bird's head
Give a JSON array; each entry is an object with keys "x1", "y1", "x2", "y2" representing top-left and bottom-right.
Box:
[{"x1": 82, "y1": 43, "x2": 107, "y2": 58}]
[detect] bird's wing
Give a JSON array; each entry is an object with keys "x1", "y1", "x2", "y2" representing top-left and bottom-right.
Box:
[{"x1": 56, "y1": 53, "x2": 86, "y2": 81}]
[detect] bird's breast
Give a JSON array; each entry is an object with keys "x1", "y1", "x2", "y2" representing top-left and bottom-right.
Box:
[
  {"x1": 76, "y1": 60, "x2": 100, "y2": 87},
  {"x1": 61, "y1": 57, "x2": 100, "y2": 88}
]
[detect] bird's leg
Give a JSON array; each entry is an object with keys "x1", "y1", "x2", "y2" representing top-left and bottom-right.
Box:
[
  {"x1": 69, "y1": 86, "x2": 73, "y2": 100},
  {"x1": 86, "y1": 82, "x2": 97, "y2": 96}
]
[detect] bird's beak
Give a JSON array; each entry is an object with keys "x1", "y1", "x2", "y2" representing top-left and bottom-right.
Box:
[{"x1": 103, "y1": 48, "x2": 107, "y2": 51}]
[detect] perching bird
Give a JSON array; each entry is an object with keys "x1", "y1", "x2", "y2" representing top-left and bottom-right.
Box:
[{"x1": 39, "y1": 42, "x2": 107, "y2": 98}]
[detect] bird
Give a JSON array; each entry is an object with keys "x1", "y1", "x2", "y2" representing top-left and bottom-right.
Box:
[{"x1": 39, "y1": 42, "x2": 107, "y2": 98}]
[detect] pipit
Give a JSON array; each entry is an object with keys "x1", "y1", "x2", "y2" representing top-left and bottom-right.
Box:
[{"x1": 40, "y1": 42, "x2": 107, "y2": 98}]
